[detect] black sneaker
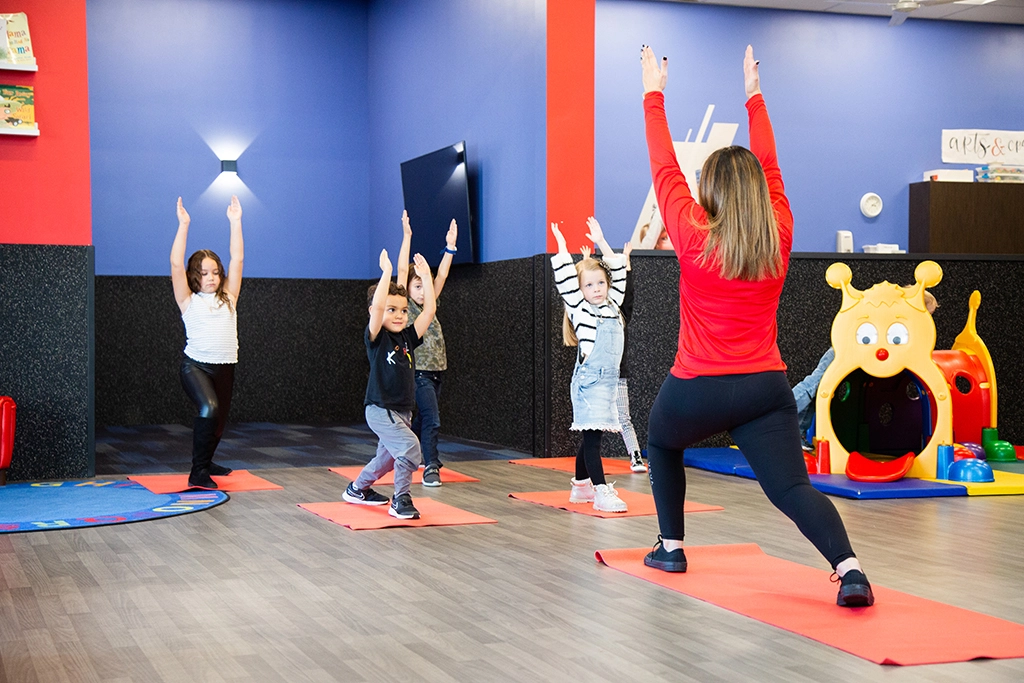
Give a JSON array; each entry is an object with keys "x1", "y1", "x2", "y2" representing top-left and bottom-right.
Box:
[
  {"x1": 342, "y1": 483, "x2": 389, "y2": 506},
  {"x1": 422, "y1": 465, "x2": 442, "y2": 488},
  {"x1": 643, "y1": 535, "x2": 687, "y2": 572},
  {"x1": 834, "y1": 569, "x2": 875, "y2": 607},
  {"x1": 389, "y1": 493, "x2": 420, "y2": 519},
  {"x1": 208, "y1": 463, "x2": 233, "y2": 476},
  {"x1": 187, "y1": 469, "x2": 219, "y2": 490}
]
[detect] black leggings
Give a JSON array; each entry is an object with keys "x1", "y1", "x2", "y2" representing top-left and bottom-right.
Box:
[
  {"x1": 646, "y1": 371, "x2": 855, "y2": 569},
  {"x1": 180, "y1": 358, "x2": 235, "y2": 440},
  {"x1": 575, "y1": 430, "x2": 606, "y2": 486}
]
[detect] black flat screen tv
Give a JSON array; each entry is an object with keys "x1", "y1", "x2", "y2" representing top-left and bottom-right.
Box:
[{"x1": 400, "y1": 141, "x2": 475, "y2": 267}]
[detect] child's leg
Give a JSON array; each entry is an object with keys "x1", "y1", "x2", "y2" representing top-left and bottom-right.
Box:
[
  {"x1": 616, "y1": 378, "x2": 641, "y2": 455},
  {"x1": 415, "y1": 371, "x2": 442, "y2": 469},
  {"x1": 371, "y1": 408, "x2": 422, "y2": 497},
  {"x1": 355, "y1": 405, "x2": 400, "y2": 490},
  {"x1": 577, "y1": 430, "x2": 605, "y2": 485}
]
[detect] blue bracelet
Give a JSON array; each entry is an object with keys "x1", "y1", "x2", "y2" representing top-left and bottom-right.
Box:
[{"x1": 442, "y1": 246, "x2": 457, "y2": 255}]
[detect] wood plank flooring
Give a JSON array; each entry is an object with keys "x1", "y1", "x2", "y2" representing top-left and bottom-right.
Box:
[{"x1": 3, "y1": 461, "x2": 1024, "y2": 682}]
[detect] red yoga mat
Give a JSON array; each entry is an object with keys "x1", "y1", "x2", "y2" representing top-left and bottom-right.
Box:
[
  {"x1": 595, "y1": 543, "x2": 1024, "y2": 665},
  {"x1": 298, "y1": 499, "x2": 496, "y2": 531},
  {"x1": 128, "y1": 470, "x2": 282, "y2": 494},
  {"x1": 328, "y1": 466, "x2": 479, "y2": 485},
  {"x1": 509, "y1": 489, "x2": 722, "y2": 518},
  {"x1": 508, "y1": 457, "x2": 638, "y2": 475}
]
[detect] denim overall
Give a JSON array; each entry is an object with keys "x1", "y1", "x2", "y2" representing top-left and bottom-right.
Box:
[{"x1": 570, "y1": 310, "x2": 624, "y2": 432}]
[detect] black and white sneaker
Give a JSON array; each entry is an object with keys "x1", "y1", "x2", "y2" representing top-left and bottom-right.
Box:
[
  {"x1": 389, "y1": 493, "x2": 421, "y2": 519},
  {"x1": 342, "y1": 483, "x2": 389, "y2": 506},
  {"x1": 422, "y1": 465, "x2": 442, "y2": 487},
  {"x1": 629, "y1": 452, "x2": 647, "y2": 473},
  {"x1": 834, "y1": 569, "x2": 875, "y2": 607},
  {"x1": 644, "y1": 535, "x2": 687, "y2": 572}
]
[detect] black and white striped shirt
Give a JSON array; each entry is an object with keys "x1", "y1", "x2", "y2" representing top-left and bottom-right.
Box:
[{"x1": 551, "y1": 252, "x2": 627, "y2": 360}]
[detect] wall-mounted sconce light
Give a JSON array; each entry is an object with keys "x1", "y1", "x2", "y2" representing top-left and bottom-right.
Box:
[{"x1": 221, "y1": 159, "x2": 238, "y2": 174}]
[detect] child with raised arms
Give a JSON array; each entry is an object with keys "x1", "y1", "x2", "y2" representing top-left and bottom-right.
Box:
[
  {"x1": 395, "y1": 211, "x2": 458, "y2": 487},
  {"x1": 343, "y1": 246, "x2": 436, "y2": 519},
  {"x1": 551, "y1": 217, "x2": 629, "y2": 513}
]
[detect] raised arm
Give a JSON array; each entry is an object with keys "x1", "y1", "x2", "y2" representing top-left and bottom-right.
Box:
[
  {"x1": 396, "y1": 210, "x2": 412, "y2": 288},
  {"x1": 743, "y1": 45, "x2": 793, "y2": 244},
  {"x1": 641, "y1": 45, "x2": 704, "y2": 253},
  {"x1": 432, "y1": 219, "x2": 458, "y2": 299},
  {"x1": 368, "y1": 249, "x2": 392, "y2": 342},
  {"x1": 550, "y1": 222, "x2": 585, "y2": 311},
  {"x1": 584, "y1": 216, "x2": 614, "y2": 256},
  {"x1": 412, "y1": 253, "x2": 437, "y2": 339},
  {"x1": 170, "y1": 197, "x2": 193, "y2": 314},
  {"x1": 225, "y1": 195, "x2": 244, "y2": 302}
]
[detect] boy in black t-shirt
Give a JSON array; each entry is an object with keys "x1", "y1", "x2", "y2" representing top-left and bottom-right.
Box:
[{"x1": 343, "y1": 249, "x2": 436, "y2": 519}]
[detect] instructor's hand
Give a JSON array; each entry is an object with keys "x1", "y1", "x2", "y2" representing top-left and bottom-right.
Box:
[
  {"x1": 641, "y1": 45, "x2": 667, "y2": 95},
  {"x1": 744, "y1": 45, "x2": 761, "y2": 100}
]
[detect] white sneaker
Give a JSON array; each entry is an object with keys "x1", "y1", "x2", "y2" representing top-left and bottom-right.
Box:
[
  {"x1": 593, "y1": 482, "x2": 628, "y2": 513},
  {"x1": 569, "y1": 477, "x2": 594, "y2": 503},
  {"x1": 630, "y1": 452, "x2": 647, "y2": 473}
]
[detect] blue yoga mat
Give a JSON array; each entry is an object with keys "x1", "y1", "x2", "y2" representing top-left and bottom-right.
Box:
[{"x1": 0, "y1": 479, "x2": 228, "y2": 533}]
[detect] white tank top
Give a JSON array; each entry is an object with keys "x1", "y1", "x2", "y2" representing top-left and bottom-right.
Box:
[{"x1": 182, "y1": 292, "x2": 238, "y2": 364}]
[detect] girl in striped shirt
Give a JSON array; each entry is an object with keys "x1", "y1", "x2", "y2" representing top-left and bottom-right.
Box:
[{"x1": 550, "y1": 218, "x2": 629, "y2": 513}]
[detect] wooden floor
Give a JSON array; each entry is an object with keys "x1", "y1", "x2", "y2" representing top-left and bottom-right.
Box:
[{"x1": 3, "y1": 460, "x2": 1024, "y2": 682}]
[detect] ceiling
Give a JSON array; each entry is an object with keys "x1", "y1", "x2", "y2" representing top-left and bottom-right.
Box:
[{"x1": 658, "y1": 0, "x2": 1024, "y2": 25}]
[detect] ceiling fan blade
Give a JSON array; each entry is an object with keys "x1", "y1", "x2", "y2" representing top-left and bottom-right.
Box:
[{"x1": 889, "y1": 11, "x2": 911, "y2": 25}]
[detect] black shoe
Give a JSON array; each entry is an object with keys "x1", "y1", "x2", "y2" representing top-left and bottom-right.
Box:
[
  {"x1": 187, "y1": 469, "x2": 219, "y2": 490},
  {"x1": 644, "y1": 535, "x2": 687, "y2": 572},
  {"x1": 342, "y1": 483, "x2": 389, "y2": 506},
  {"x1": 422, "y1": 464, "x2": 442, "y2": 487},
  {"x1": 834, "y1": 569, "x2": 875, "y2": 607},
  {"x1": 389, "y1": 493, "x2": 420, "y2": 519},
  {"x1": 208, "y1": 463, "x2": 233, "y2": 476}
]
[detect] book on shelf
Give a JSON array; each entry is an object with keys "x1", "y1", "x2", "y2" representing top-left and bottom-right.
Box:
[
  {"x1": 0, "y1": 84, "x2": 36, "y2": 131},
  {"x1": 0, "y1": 13, "x2": 35, "y2": 67}
]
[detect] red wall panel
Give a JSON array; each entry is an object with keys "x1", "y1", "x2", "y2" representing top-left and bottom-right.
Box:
[
  {"x1": 0, "y1": 0, "x2": 91, "y2": 245},
  {"x1": 546, "y1": 0, "x2": 594, "y2": 254}
]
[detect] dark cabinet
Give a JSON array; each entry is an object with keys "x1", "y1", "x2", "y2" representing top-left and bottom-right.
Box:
[{"x1": 909, "y1": 181, "x2": 1024, "y2": 254}]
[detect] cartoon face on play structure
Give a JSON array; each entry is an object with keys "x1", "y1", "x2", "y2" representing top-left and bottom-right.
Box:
[{"x1": 825, "y1": 261, "x2": 941, "y2": 379}]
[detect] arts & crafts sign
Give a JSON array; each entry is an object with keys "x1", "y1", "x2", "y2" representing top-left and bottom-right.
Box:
[{"x1": 942, "y1": 129, "x2": 1024, "y2": 165}]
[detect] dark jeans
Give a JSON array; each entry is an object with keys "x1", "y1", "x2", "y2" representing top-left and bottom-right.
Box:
[
  {"x1": 412, "y1": 370, "x2": 443, "y2": 468},
  {"x1": 646, "y1": 370, "x2": 856, "y2": 570}
]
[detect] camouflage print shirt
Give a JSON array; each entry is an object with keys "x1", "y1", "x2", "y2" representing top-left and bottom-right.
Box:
[{"x1": 408, "y1": 299, "x2": 447, "y2": 372}]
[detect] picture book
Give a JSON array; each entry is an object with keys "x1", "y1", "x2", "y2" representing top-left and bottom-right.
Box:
[{"x1": 0, "y1": 13, "x2": 35, "y2": 66}]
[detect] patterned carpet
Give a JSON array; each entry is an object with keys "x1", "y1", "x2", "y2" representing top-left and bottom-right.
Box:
[{"x1": 95, "y1": 422, "x2": 525, "y2": 475}]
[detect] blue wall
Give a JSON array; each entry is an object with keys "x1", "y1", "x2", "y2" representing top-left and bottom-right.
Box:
[
  {"x1": 595, "y1": 0, "x2": 1024, "y2": 252},
  {"x1": 88, "y1": 0, "x2": 371, "y2": 278},
  {"x1": 366, "y1": 0, "x2": 546, "y2": 266}
]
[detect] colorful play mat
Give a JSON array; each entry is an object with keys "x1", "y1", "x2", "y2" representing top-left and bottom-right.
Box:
[{"x1": 0, "y1": 479, "x2": 228, "y2": 533}]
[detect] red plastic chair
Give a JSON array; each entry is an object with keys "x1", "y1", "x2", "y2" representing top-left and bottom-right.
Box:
[{"x1": 0, "y1": 396, "x2": 15, "y2": 486}]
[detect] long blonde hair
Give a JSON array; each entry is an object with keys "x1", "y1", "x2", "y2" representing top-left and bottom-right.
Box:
[
  {"x1": 562, "y1": 258, "x2": 613, "y2": 347},
  {"x1": 697, "y1": 146, "x2": 782, "y2": 281}
]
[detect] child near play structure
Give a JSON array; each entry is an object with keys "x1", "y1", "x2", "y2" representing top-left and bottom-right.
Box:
[
  {"x1": 551, "y1": 217, "x2": 629, "y2": 513},
  {"x1": 396, "y1": 211, "x2": 459, "y2": 487},
  {"x1": 170, "y1": 195, "x2": 244, "y2": 490},
  {"x1": 638, "y1": 44, "x2": 873, "y2": 606},
  {"x1": 793, "y1": 289, "x2": 938, "y2": 445},
  {"x1": 343, "y1": 248, "x2": 436, "y2": 520},
  {"x1": 582, "y1": 239, "x2": 645, "y2": 472}
]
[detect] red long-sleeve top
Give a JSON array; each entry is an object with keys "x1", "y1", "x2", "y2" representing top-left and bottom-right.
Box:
[{"x1": 644, "y1": 91, "x2": 794, "y2": 379}]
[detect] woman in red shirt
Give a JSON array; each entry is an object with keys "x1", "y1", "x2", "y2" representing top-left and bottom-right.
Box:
[{"x1": 639, "y1": 45, "x2": 872, "y2": 607}]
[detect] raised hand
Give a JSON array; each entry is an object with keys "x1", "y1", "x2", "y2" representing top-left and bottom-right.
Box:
[
  {"x1": 623, "y1": 241, "x2": 633, "y2": 258},
  {"x1": 641, "y1": 45, "x2": 668, "y2": 95},
  {"x1": 446, "y1": 219, "x2": 458, "y2": 248},
  {"x1": 176, "y1": 197, "x2": 190, "y2": 225},
  {"x1": 379, "y1": 248, "x2": 391, "y2": 272},
  {"x1": 550, "y1": 222, "x2": 568, "y2": 253},
  {"x1": 412, "y1": 252, "x2": 430, "y2": 280},
  {"x1": 402, "y1": 210, "x2": 412, "y2": 238},
  {"x1": 580, "y1": 244, "x2": 592, "y2": 260},
  {"x1": 226, "y1": 195, "x2": 242, "y2": 222},
  {"x1": 743, "y1": 45, "x2": 761, "y2": 99},
  {"x1": 584, "y1": 216, "x2": 605, "y2": 245}
]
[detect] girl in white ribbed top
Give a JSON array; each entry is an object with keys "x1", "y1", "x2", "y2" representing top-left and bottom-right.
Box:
[{"x1": 170, "y1": 195, "x2": 244, "y2": 489}]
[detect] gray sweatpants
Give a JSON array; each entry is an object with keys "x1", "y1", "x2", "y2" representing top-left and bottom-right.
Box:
[{"x1": 354, "y1": 404, "x2": 422, "y2": 496}]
